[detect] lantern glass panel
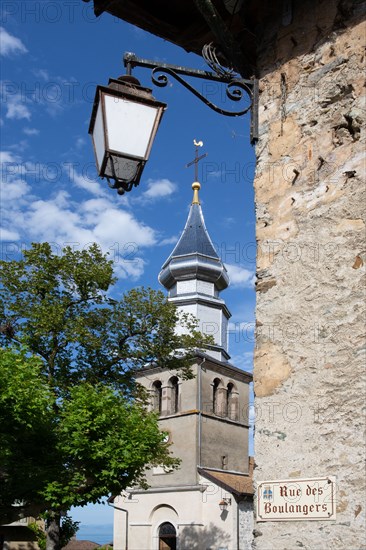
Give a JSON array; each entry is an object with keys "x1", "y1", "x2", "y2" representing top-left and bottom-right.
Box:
[
  {"x1": 104, "y1": 94, "x2": 159, "y2": 159},
  {"x1": 92, "y1": 102, "x2": 106, "y2": 172},
  {"x1": 104, "y1": 156, "x2": 140, "y2": 183}
]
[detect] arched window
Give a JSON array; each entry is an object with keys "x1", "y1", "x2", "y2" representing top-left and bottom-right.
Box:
[
  {"x1": 213, "y1": 378, "x2": 219, "y2": 414},
  {"x1": 213, "y1": 378, "x2": 226, "y2": 417},
  {"x1": 169, "y1": 376, "x2": 179, "y2": 414},
  {"x1": 158, "y1": 522, "x2": 176, "y2": 550},
  {"x1": 227, "y1": 382, "x2": 239, "y2": 420},
  {"x1": 152, "y1": 381, "x2": 162, "y2": 414}
]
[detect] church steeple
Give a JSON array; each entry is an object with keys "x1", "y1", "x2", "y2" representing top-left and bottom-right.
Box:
[
  {"x1": 159, "y1": 182, "x2": 229, "y2": 292},
  {"x1": 158, "y1": 142, "x2": 231, "y2": 362}
]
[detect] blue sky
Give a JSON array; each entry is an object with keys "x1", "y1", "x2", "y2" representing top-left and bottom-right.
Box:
[{"x1": 1, "y1": 0, "x2": 256, "y2": 538}]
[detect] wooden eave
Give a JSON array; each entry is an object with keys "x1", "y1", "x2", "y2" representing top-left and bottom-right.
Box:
[
  {"x1": 82, "y1": 0, "x2": 274, "y2": 77},
  {"x1": 82, "y1": 1, "x2": 363, "y2": 80}
]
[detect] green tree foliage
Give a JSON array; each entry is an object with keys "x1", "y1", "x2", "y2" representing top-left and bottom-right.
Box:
[
  {"x1": 0, "y1": 348, "x2": 56, "y2": 521},
  {"x1": 28, "y1": 521, "x2": 47, "y2": 550},
  {"x1": 28, "y1": 516, "x2": 80, "y2": 550},
  {"x1": 0, "y1": 243, "x2": 212, "y2": 550},
  {"x1": 0, "y1": 243, "x2": 205, "y2": 390}
]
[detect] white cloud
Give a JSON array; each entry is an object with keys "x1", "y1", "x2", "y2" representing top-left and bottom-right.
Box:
[
  {"x1": 0, "y1": 81, "x2": 31, "y2": 121},
  {"x1": 225, "y1": 263, "x2": 255, "y2": 288},
  {"x1": 0, "y1": 151, "x2": 29, "y2": 202},
  {"x1": 114, "y1": 256, "x2": 146, "y2": 280},
  {"x1": 0, "y1": 27, "x2": 27, "y2": 57},
  {"x1": 138, "y1": 178, "x2": 177, "y2": 202},
  {"x1": 2, "y1": 190, "x2": 157, "y2": 281},
  {"x1": 4, "y1": 93, "x2": 31, "y2": 120},
  {"x1": 158, "y1": 235, "x2": 179, "y2": 246},
  {"x1": 1, "y1": 177, "x2": 30, "y2": 202},
  {"x1": 23, "y1": 127, "x2": 39, "y2": 136},
  {"x1": 80, "y1": 198, "x2": 115, "y2": 223},
  {"x1": 0, "y1": 150, "x2": 20, "y2": 163},
  {"x1": 0, "y1": 227, "x2": 20, "y2": 241},
  {"x1": 22, "y1": 196, "x2": 156, "y2": 280},
  {"x1": 33, "y1": 69, "x2": 49, "y2": 81},
  {"x1": 1, "y1": 150, "x2": 161, "y2": 280},
  {"x1": 26, "y1": 195, "x2": 85, "y2": 243},
  {"x1": 1, "y1": 151, "x2": 32, "y2": 241},
  {"x1": 7, "y1": 140, "x2": 29, "y2": 153},
  {"x1": 72, "y1": 171, "x2": 107, "y2": 198},
  {"x1": 93, "y1": 208, "x2": 156, "y2": 247}
]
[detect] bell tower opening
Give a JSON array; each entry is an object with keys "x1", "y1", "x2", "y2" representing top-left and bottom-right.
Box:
[
  {"x1": 168, "y1": 376, "x2": 179, "y2": 415},
  {"x1": 152, "y1": 380, "x2": 162, "y2": 414}
]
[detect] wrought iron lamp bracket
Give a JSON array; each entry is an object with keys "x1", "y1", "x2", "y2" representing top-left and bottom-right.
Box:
[{"x1": 123, "y1": 52, "x2": 258, "y2": 144}]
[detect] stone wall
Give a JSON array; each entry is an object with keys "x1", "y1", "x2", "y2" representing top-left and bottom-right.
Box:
[
  {"x1": 253, "y1": 1, "x2": 366, "y2": 548},
  {"x1": 238, "y1": 499, "x2": 254, "y2": 550}
]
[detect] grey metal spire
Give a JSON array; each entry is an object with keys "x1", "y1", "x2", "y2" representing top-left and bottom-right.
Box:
[{"x1": 158, "y1": 182, "x2": 229, "y2": 291}]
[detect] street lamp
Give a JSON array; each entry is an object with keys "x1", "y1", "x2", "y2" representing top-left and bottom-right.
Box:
[
  {"x1": 88, "y1": 75, "x2": 166, "y2": 195},
  {"x1": 219, "y1": 498, "x2": 231, "y2": 512},
  {"x1": 89, "y1": 44, "x2": 258, "y2": 195}
]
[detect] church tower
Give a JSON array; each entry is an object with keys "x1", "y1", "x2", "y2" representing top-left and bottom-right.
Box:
[
  {"x1": 112, "y1": 147, "x2": 253, "y2": 550},
  {"x1": 158, "y1": 180, "x2": 230, "y2": 362}
]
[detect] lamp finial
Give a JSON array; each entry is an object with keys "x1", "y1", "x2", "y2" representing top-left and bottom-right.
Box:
[{"x1": 192, "y1": 181, "x2": 201, "y2": 204}]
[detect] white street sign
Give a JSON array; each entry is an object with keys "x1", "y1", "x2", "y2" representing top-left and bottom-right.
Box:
[{"x1": 257, "y1": 476, "x2": 336, "y2": 521}]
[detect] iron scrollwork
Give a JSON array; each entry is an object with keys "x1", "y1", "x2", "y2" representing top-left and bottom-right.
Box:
[{"x1": 151, "y1": 67, "x2": 252, "y2": 118}]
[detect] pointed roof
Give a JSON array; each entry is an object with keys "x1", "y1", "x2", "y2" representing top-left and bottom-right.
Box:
[
  {"x1": 159, "y1": 183, "x2": 229, "y2": 290},
  {"x1": 169, "y1": 202, "x2": 219, "y2": 259}
]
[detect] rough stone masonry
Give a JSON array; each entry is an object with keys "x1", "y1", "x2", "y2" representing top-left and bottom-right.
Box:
[{"x1": 253, "y1": 0, "x2": 365, "y2": 548}]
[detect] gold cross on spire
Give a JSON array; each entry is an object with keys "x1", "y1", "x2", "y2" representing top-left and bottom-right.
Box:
[{"x1": 186, "y1": 139, "x2": 207, "y2": 205}]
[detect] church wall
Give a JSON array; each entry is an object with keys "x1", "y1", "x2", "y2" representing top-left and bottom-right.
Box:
[
  {"x1": 199, "y1": 479, "x2": 236, "y2": 550},
  {"x1": 201, "y1": 417, "x2": 249, "y2": 473},
  {"x1": 145, "y1": 414, "x2": 199, "y2": 488},
  {"x1": 199, "y1": 362, "x2": 250, "y2": 472},
  {"x1": 113, "y1": 489, "x2": 200, "y2": 550},
  {"x1": 253, "y1": 1, "x2": 366, "y2": 548},
  {"x1": 178, "y1": 364, "x2": 199, "y2": 411},
  {"x1": 113, "y1": 482, "x2": 234, "y2": 550},
  {"x1": 171, "y1": 300, "x2": 228, "y2": 351},
  {"x1": 196, "y1": 302, "x2": 225, "y2": 347}
]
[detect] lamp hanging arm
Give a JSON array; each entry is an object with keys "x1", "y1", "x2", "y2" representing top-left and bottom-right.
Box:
[
  {"x1": 151, "y1": 67, "x2": 252, "y2": 118},
  {"x1": 123, "y1": 52, "x2": 259, "y2": 143}
]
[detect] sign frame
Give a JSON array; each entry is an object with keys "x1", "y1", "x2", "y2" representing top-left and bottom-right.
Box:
[{"x1": 257, "y1": 476, "x2": 337, "y2": 522}]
